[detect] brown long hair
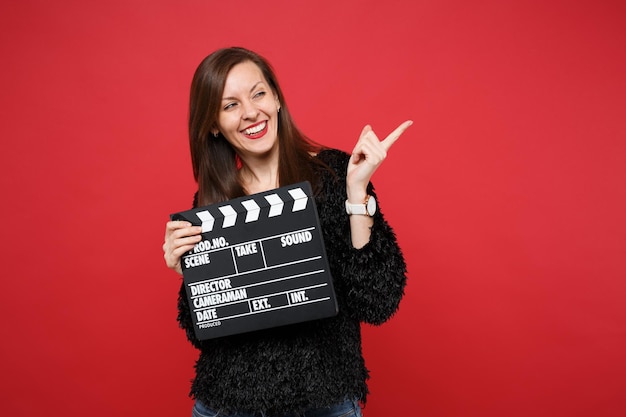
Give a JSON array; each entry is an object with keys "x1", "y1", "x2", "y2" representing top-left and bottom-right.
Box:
[{"x1": 189, "y1": 47, "x2": 325, "y2": 206}]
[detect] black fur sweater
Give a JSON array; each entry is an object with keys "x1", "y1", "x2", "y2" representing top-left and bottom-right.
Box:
[{"x1": 177, "y1": 149, "x2": 407, "y2": 414}]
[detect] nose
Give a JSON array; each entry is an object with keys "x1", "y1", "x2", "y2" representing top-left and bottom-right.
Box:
[{"x1": 241, "y1": 99, "x2": 259, "y2": 120}]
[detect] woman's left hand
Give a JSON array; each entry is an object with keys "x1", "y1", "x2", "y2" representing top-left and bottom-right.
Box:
[{"x1": 346, "y1": 120, "x2": 413, "y2": 202}]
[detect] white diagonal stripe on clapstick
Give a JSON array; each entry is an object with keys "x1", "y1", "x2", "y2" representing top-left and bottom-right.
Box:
[
  {"x1": 196, "y1": 210, "x2": 215, "y2": 232},
  {"x1": 241, "y1": 199, "x2": 260, "y2": 222},
  {"x1": 218, "y1": 205, "x2": 237, "y2": 228},
  {"x1": 288, "y1": 187, "x2": 308, "y2": 211},
  {"x1": 265, "y1": 193, "x2": 284, "y2": 217}
]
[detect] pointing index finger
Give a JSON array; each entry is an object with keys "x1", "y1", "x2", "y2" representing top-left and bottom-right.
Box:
[{"x1": 381, "y1": 120, "x2": 413, "y2": 151}]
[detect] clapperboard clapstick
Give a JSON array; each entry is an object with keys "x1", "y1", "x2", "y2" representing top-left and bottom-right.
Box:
[{"x1": 171, "y1": 181, "x2": 338, "y2": 340}]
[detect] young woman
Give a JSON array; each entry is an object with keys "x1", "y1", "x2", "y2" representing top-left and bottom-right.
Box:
[{"x1": 163, "y1": 47, "x2": 411, "y2": 417}]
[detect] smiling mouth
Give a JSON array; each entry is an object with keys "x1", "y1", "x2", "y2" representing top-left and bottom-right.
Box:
[{"x1": 241, "y1": 121, "x2": 267, "y2": 138}]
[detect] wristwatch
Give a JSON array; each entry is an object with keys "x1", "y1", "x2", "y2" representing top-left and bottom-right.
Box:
[{"x1": 345, "y1": 195, "x2": 377, "y2": 216}]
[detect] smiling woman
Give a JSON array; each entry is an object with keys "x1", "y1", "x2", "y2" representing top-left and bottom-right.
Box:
[
  {"x1": 214, "y1": 61, "x2": 281, "y2": 173},
  {"x1": 162, "y1": 46, "x2": 411, "y2": 417}
]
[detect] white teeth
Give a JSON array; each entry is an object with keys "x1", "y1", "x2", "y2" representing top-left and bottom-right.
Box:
[{"x1": 243, "y1": 122, "x2": 266, "y2": 135}]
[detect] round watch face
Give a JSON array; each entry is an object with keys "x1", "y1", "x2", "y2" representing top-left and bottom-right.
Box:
[{"x1": 367, "y1": 195, "x2": 377, "y2": 216}]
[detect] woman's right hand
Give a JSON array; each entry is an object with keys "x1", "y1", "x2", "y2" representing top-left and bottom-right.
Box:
[{"x1": 163, "y1": 221, "x2": 203, "y2": 275}]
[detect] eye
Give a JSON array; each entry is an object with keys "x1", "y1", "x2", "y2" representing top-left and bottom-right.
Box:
[
  {"x1": 223, "y1": 102, "x2": 237, "y2": 111},
  {"x1": 253, "y1": 91, "x2": 266, "y2": 99}
]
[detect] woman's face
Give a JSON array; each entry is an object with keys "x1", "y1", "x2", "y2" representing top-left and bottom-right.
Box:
[{"x1": 216, "y1": 61, "x2": 281, "y2": 159}]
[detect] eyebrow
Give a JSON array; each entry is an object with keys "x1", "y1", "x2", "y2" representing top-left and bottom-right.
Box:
[{"x1": 222, "y1": 81, "x2": 265, "y2": 101}]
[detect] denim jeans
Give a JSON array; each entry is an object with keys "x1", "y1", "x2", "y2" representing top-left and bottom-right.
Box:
[{"x1": 192, "y1": 398, "x2": 362, "y2": 417}]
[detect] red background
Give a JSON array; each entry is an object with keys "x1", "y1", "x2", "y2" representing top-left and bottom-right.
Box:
[{"x1": 1, "y1": 1, "x2": 625, "y2": 416}]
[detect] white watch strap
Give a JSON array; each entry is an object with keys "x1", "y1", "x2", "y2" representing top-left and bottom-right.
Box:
[
  {"x1": 345, "y1": 195, "x2": 375, "y2": 216},
  {"x1": 345, "y1": 200, "x2": 367, "y2": 215}
]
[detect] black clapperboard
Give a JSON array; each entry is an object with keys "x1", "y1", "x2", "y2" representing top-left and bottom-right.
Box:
[{"x1": 170, "y1": 181, "x2": 338, "y2": 340}]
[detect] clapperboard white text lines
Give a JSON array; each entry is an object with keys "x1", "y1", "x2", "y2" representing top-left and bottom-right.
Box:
[
  {"x1": 191, "y1": 272, "x2": 328, "y2": 318},
  {"x1": 194, "y1": 284, "x2": 331, "y2": 325},
  {"x1": 185, "y1": 226, "x2": 318, "y2": 272},
  {"x1": 191, "y1": 269, "x2": 326, "y2": 304},
  {"x1": 188, "y1": 256, "x2": 323, "y2": 287}
]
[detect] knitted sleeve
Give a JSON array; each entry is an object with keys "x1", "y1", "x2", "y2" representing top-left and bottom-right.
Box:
[{"x1": 316, "y1": 149, "x2": 407, "y2": 325}]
